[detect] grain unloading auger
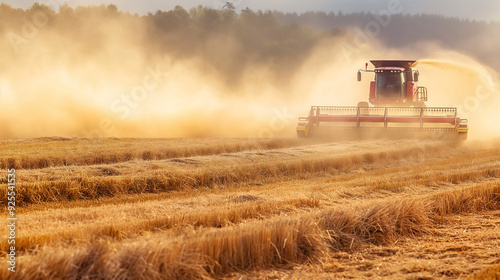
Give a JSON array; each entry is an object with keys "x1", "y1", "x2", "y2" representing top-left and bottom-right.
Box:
[{"x1": 296, "y1": 60, "x2": 468, "y2": 140}]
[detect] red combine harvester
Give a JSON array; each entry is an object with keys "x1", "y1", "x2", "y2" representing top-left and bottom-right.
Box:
[{"x1": 296, "y1": 60, "x2": 468, "y2": 140}]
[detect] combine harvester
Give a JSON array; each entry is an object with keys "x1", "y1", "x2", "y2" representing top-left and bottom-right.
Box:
[{"x1": 296, "y1": 60, "x2": 468, "y2": 140}]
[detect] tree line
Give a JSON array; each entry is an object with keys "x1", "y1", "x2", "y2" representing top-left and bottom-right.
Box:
[{"x1": 0, "y1": 3, "x2": 498, "y2": 89}]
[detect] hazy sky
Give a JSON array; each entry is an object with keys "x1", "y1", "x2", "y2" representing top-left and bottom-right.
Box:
[{"x1": 2, "y1": 0, "x2": 500, "y2": 21}]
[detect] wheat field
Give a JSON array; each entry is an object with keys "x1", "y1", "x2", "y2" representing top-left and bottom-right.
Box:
[{"x1": 1, "y1": 137, "x2": 500, "y2": 279}]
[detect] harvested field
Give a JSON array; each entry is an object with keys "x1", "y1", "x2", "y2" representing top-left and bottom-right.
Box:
[{"x1": 1, "y1": 137, "x2": 500, "y2": 279}]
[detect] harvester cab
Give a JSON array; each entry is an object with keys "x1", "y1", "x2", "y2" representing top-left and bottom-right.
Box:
[
  {"x1": 296, "y1": 60, "x2": 468, "y2": 140},
  {"x1": 358, "y1": 60, "x2": 427, "y2": 107}
]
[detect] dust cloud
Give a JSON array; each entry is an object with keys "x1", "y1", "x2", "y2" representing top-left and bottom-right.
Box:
[
  {"x1": 0, "y1": 4, "x2": 498, "y2": 139},
  {"x1": 412, "y1": 51, "x2": 500, "y2": 139}
]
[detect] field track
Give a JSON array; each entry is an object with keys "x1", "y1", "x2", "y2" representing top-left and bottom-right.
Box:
[{"x1": 1, "y1": 137, "x2": 500, "y2": 279}]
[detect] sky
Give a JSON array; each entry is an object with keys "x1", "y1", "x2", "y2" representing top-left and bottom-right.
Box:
[{"x1": 2, "y1": 0, "x2": 500, "y2": 21}]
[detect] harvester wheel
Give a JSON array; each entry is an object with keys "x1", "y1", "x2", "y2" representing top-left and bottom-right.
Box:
[
  {"x1": 297, "y1": 130, "x2": 306, "y2": 138},
  {"x1": 458, "y1": 132, "x2": 468, "y2": 141},
  {"x1": 357, "y1": 101, "x2": 369, "y2": 108}
]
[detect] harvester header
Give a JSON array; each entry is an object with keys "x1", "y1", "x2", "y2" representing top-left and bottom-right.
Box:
[{"x1": 296, "y1": 60, "x2": 468, "y2": 140}]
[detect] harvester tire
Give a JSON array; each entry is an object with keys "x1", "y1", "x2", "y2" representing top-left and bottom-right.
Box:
[
  {"x1": 357, "y1": 101, "x2": 369, "y2": 108},
  {"x1": 458, "y1": 132, "x2": 468, "y2": 141}
]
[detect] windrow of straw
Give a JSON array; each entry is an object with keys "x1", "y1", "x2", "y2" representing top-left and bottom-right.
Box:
[
  {"x1": 0, "y1": 138, "x2": 303, "y2": 170},
  {"x1": 0, "y1": 197, "x2": 320, "y2": 255}
]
